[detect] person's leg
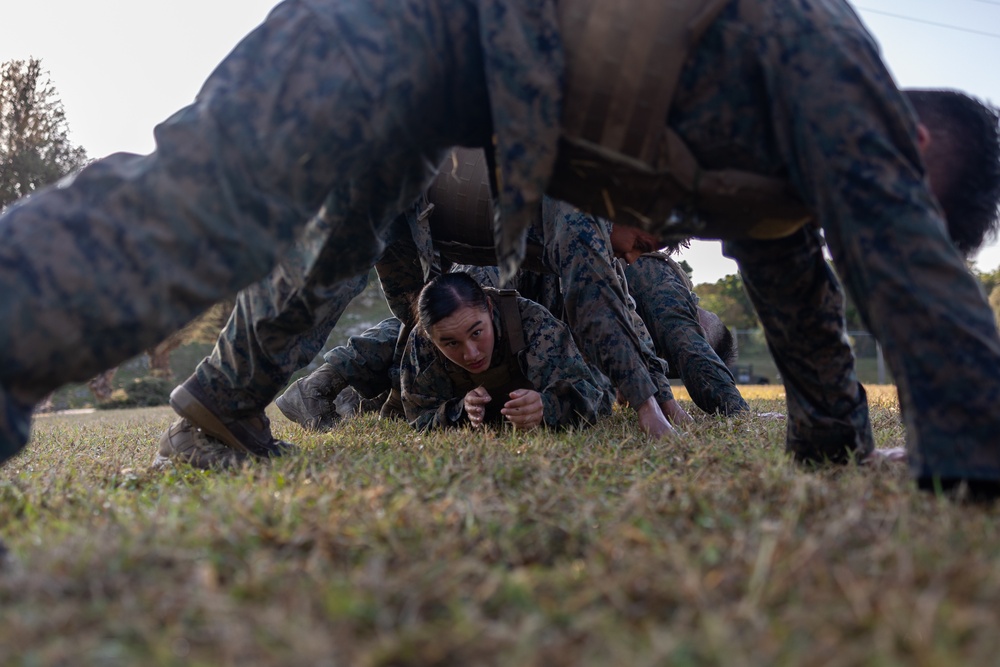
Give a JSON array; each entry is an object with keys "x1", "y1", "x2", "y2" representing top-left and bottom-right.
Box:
[
  {"x1": 726, "y1": 229, "x2": 873, "y2": 463},
  {"x1": 0, "y1": 0, "x2": 489, "y2": 459},
  {"x1": 760, "y1": 9, "x2": 1000, "y2": 479},
  {"x1": 159, "y1": 264, "x2": 370, "y2": 462},
  {"x1": 191, "y1": 266, "x2": 369, "y2": 418},
  {"x1": 327, "y1": 318, "x2": 404, "y2": 400},
  {"x1": 273, "y1": 219, "x2": 428, "y2": 428},
  {"x1": 277, "y1": 317, "x2": 402, "y2": 430},
  {"x1": 674, "y1": 0, "x2": 1000, "y2": 481},
  {"x1": 626, "y1": 253, "x2": 749, "y2": 416},
  {"x1": 163, "y1": 206, "x2": 421, "y2": 464}
]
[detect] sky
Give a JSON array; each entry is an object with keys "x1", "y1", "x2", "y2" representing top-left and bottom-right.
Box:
[{"x1": 2, "y1": 0, "x2": 999, "y2": 284}]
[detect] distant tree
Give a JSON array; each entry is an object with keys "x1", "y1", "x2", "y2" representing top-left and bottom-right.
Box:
[
  {"x1": 990, "y1": 285, "x2": 1000, "y2": 329},
  {"x1": 693, "y1": 273, "x2": 760, "y2": 330},
  {"x1": 0, "y1": 58, "x2": 87, "y2": 210},
  {"x1": 975, "y1": 267, "x2": 1000, "y2": 298}
]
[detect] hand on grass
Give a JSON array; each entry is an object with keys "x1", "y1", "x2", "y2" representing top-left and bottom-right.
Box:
[
  {"x1": 464, "y1": 386, "x2": 491, "y2": 428},
  {"x1": 660, "y1": 399, "x2": 694, "y2": 426},
  {"x1": 501, "y1": 389, "x2": 544, "y2": 430},
  {"x1": 636, "y1": 397, "x2": 678, "y2": 439}
]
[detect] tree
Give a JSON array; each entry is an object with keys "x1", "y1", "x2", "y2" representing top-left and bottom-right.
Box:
[
  {"x1": 1, "y1": 58, "x2": 87, "y2": 210},
  {"x1": 990, "y1": 285, "x2": 1000, "y2": 329},
  {"x1": 975, "y1": 267, "x2": 1000, "y2": 298},
  {"x1": 694, "y1": 273, "x2": 760, "y2": 330}
]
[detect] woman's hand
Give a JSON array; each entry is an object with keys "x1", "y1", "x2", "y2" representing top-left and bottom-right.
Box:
[
  {"x1": 464, "y1": 386, "x2": 491, "y2": 428},
  {"x1": 501, "y1": 389, "x2": 544, "y2": 430},
  {"x1": 660, "y1": 398, "x2": 693, "y2": 426}
]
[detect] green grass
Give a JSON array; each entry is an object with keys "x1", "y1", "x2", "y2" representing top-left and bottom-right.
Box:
[{"x1": 2, "y1": 387, "x2": 999, "y2": 666}]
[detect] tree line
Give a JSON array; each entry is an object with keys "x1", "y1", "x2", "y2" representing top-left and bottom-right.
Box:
[{"x1": 694, "y1": 264, "x2": 1000, "y2": 331}]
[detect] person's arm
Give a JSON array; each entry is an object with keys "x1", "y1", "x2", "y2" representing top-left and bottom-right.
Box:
[
  {"x1": 515, "y1": 298, "x2": 612, "y2": 428},
  {"x1": 399, "y1": 330, "x2": 467, "y2": 431}
]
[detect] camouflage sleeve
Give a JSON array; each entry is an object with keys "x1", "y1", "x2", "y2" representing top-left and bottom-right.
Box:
[
  {"x1": 323, "y1": 317, "x2": 402, "y2": 400},
  {"x1": 400, "y1": 327, "x2": 467, "y2": 431},
  {"x1": 515, "y1": 297, "x2": 612, "y2": 428}
]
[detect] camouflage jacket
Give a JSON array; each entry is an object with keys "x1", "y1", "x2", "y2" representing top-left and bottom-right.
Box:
[{"x1": 400, "y1": 289, "x2": 612, "y2": 431}]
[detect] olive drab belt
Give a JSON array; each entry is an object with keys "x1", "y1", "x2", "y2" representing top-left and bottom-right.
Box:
[
  {"x1": 547, "y1": 0, "x2": 812, "y2": 242},
  {"x1": 446, "y1": 289, "x2": 532, "y2": 426}
]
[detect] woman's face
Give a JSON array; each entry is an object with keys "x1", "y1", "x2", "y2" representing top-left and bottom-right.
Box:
[{"x1": 429, "y1": 303, "x2": 495, "y2": 374}]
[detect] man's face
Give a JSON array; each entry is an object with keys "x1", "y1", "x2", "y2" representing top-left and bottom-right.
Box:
[
  {"x1": 429, "y1": 304, "x2": 496, "y2": 374},
  {"x1": 609, "y1": 224, "x2": 661, "y2": 265}
]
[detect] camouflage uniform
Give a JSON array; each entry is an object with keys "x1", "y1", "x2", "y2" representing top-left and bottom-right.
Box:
[
  {"x1": 624, "y1": 252, "x2": 749, "y2": 416},
  {"x1": 0, "y1": 0, "x2": 995, "y2": 488},
  {"x1": 0, "y1": 0, "x2": 546, "y2": 457},
  {"x1": 326, "y1": 251, "x2": 748, "y2": 423},
  {"x1": 526, "y1": 199, "x2": 675, "y2": 409},
  {"x1": 185, "y1": 207, "x2": 422, "y2": 421},
  {"x1": 324, "y1": 317, "x2": 402, "y2": 405},
  {"x1": 167, "y1": 186, "x2": 676, "y2": 440},
  {"x1": 664, "y1": 0, "x2": 1000, "y2": 477},
  {"x1": 436, "y1": 198, "x2": 675, "y2": 409},
  {"x1": 401, "y1": 287, "x2": 613, "y2": 430}
]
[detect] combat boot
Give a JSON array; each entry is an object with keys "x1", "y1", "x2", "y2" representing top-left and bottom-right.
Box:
[
  {"x1": 378, "y1": 387, "x2": 406, "y2": 420},
  {"x1": 167, "y1": 375, "x2": 295, "y2": 460},
  {"x1": 152, "y1": 418, "x2": 249, "y2": 470},
  {"x1": 275, "y1": 363, "x2": 345, "y2": 431}
]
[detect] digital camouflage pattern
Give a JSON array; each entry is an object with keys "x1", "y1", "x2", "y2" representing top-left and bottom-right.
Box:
[
  {"x1": 0, "y1": 0, "x2": 997, "y2": 487},
  {"x1": 401, "y1": 288, "x2": 612, "y2": 431},
  {"x1": 324, "y1": 317, "x2": 402, "y2": 403},
  {"x1": 0, "y1": 0, "x2": 550, "y2": 458},
  {"x1": 625, "y1": 253, "x2": 749, "y2": 416},
  {"x1": 448, "y1": 197, "x2": 675, "y2": 408},
  {"x1": 527, "y1": 199, "x2": 675, "y2": 408},
  {"x1": 725, "y1": 228, "x2": 874, "y2": 462},
  {"x1": 668, "y1": 0, "x2": 1000, "y2": 475}
]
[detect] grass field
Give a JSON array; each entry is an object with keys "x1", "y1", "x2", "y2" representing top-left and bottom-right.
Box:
[{"x1": 3, "y1": 386, "x2": 1000, "y2": 666}]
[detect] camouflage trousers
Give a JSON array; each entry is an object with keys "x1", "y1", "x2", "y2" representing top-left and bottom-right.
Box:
[
  {"x1": 324, "y1": 318, "x2": 403, "y2": 403},
  {"x1": 625, "y1": 253, "x2": 749, "y2": 416},
  {"x1": 725, "y1": 229, "x2": 874, "y2": 460}
]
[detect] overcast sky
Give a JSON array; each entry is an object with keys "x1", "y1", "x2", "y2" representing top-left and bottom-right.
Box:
[{"x1": 2, "y1": 0, "x2": 999, "y2": 283}]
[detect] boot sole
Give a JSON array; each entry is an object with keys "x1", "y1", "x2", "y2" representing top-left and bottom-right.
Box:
[{"x1": 169, "y1": 385, "x2": 253, "y2": 456}]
